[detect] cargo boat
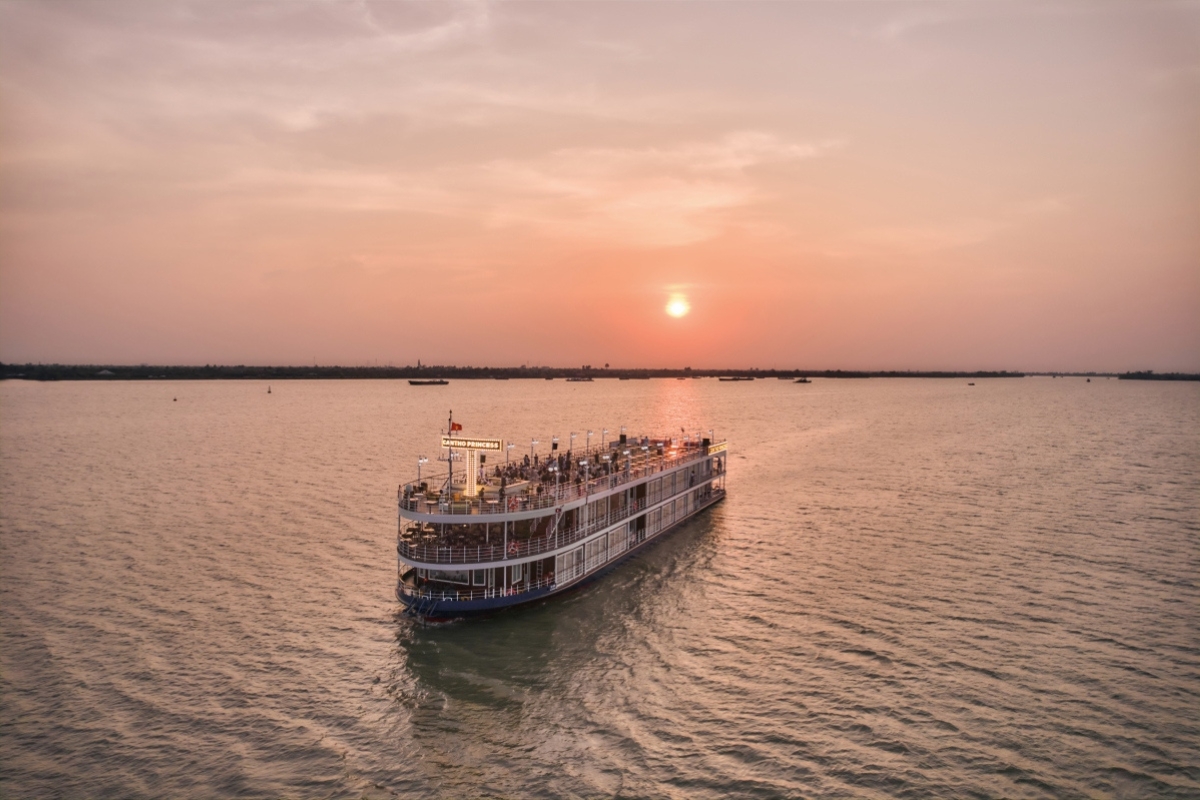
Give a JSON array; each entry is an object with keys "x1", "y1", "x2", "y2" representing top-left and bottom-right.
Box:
[{"x1": 396, "y1": 421, "x2": 727, "y2": 622}]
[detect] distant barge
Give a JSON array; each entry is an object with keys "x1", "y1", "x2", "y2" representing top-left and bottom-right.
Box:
[{"x1": 396, "y1": 422, "x2": 727, "y2": 622}]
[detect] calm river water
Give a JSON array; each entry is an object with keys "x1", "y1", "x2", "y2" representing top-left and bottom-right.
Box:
[{"x1": 1, "y1": 377, "x2": 1197, "y2": 799}]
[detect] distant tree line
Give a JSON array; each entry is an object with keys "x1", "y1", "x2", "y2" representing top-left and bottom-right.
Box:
[
  {"x1": 0, "y1": 362, "x2": 1053, "y2": 381},
  {"x1": 1116, "y1": 371, "x2": 1200, "y2": 381}
]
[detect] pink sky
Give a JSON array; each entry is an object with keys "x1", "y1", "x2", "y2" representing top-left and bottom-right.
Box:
[{"x1": 1, "y1": 1, "x2": 1197, "y2": 371}]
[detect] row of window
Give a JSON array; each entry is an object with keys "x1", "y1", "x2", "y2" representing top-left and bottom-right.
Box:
[
  {"x1": 647, "y1": 492, "x2": 692, "y2": 535},
  {"x1": 647, "y1": 460, "x2": 711, "y2": 505},
  {"x1": 419, "y1": 478, "x2": 718, "y2": 588},
  {"x1": 556, "y1": 486, "x2": 710, "y2": 586},
  {"x1": 419, "y1": 563, "x2": 523, "y2": 586}
]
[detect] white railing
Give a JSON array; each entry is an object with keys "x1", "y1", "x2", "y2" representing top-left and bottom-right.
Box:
[
  {"x1": 398, "y1": 441, "x2": 724, "y2": 517},
  {"x1": 397, "y1": 477, "x2": 723, "y2": 565},
  {"x1": 398, "y1": 572, "x2": 559, "y2": 602},
  {"x1": 398, "y1": 488, "x2": 726, "y2": 603}
]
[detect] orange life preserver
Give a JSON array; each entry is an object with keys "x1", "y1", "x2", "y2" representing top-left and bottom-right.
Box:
[{"x1": 508, "y1": 496, "x2": 519, "y2": 512}]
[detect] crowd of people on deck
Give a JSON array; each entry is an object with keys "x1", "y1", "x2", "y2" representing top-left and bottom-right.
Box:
[
  {"x1": 402, "y1": 436, "x2": 704, "y2": 508},
  {"x1": 491, "y1": 447, "x2": 638, "y2": 493}
]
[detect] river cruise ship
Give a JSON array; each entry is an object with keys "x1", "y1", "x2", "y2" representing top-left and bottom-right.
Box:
[{"x1": 396, "y1": 424, "x2": 727, "y2": 621}]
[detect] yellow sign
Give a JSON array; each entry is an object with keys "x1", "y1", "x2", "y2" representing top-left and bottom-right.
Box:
[
  {"x1": 441, "y1": 436, "x2": 503, "y2": 451},
  {"x1": 708, "y1": 441, "x2": 728, "y2": 455}
]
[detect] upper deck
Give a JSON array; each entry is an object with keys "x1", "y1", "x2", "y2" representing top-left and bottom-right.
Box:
[{"x1": 399, "y1": 435, "x2": 727, "y2": 520}]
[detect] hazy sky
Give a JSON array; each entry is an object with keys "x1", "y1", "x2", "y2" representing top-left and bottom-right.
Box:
[{"x1": 1, "y1": 1, "x2": 1197, "y2": 370}]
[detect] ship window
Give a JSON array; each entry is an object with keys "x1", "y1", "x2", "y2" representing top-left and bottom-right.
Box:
[
  {"x1": 435, "y1": 569, "x2": 470, "y2": 585},
  {"x1": 472, "y1": 570, "x2": 485, "y2": 585},
  {"x1": 556, "y1": 547, "x2": 585, "y2": 583},
  {"x1": 511, "y1": 563, "x2": 523, "y2": 583},
  {"x1": 610, "y1": 526, "x2": 628, "y2": 554},
  {"x1": 585, "y1": 534, "x2": 608, "y2": 572}
]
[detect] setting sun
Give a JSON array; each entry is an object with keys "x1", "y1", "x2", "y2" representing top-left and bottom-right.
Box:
[{"x1": 666, "y1": 296, "x2": 690, "y2": 318}]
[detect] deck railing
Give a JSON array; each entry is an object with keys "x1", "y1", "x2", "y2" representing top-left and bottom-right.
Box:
[
  {"x1": 398, "y1": 488, "x2": 727, "y2": 602},
  {"x1": 398, "y1": 441, "x2": 724, "y2": 517},
  {"x1": 398, "y1": 573, "x2": 559, "y2": 602},
  {"x1": 397, "y1": 481, "x2": 723, "y2": 565}
]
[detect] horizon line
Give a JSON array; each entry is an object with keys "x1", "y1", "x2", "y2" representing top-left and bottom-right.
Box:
[{"x1": 3, "y1": 362, "x2": 1198, "y2": 380}]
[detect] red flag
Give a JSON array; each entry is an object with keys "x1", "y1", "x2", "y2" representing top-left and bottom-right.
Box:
[{"x1": 450, "y1": 422, "x2": 463, "y2": 432}]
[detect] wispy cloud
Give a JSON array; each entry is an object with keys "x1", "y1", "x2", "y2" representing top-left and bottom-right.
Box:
[
  {"x1": 473, "y1": 132, "x2": 838, "y2": 246},
  {"x1": 351, "y1": 0, "x2": 491, "y2": 53}
]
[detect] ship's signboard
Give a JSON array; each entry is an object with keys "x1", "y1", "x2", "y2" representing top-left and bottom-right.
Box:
[
  {"x1": 707, "y1": 441, "x2": 728, "y2": 455},
  {"x1": 441, "y1": 436, "x2": 503, "y2": 451}
]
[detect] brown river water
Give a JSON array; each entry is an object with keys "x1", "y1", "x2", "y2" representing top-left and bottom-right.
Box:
[{"x1": 1, "y1": 377, "x2": 1197, "y2": 798}]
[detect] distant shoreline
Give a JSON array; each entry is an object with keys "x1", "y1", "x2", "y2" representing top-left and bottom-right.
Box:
[{"x1": 2, "y1": 364, "x2": 1196, "y2": 382}]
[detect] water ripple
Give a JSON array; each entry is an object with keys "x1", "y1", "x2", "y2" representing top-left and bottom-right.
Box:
[{"x1": 1, "y1": 378, "x2": 1197, "y2": 798}]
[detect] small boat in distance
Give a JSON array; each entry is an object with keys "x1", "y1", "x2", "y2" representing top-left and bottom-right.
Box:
[
  {"x1": 566, "y1": 377, "x2": 593, "y2": 382},
  {"x1": 719, "y1": 376, "x2": 754, "y2": 382},
  {"x1": 409, "y1": 379, "x2": 449, "y2": 386},
  {"x1": 795, "y1": 378, "x2": 811, "y2": 384}
]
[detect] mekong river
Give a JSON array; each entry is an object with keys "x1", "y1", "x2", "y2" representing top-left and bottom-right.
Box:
[{"x1": 1, "y1": 377, "x2": 1197, "y2": 798}]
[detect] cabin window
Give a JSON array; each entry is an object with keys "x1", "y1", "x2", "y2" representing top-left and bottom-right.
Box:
[
  {"x1": 585, "y1": 533, "x2": 608, "y2": 572},
  {"x1": 511, "y1": 563, "x2": 523, "y2": 583},
  {"x1": 556, "y1": 547, "x2": 585, "y2": 583},
  {"x1": 610, "y1": 526, "x2": 628, "y2": 554},
  {"x1": 435, "y1": 569, "x2": 470, "y2": 585},
  {"x1": 472, "y1": 569, "x2": 485, "y2": 586}
]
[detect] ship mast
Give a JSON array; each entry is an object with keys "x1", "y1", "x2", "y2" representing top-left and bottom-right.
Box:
[{"x1": 446, "y1": 409, "x2": 454, "y2": 493}]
